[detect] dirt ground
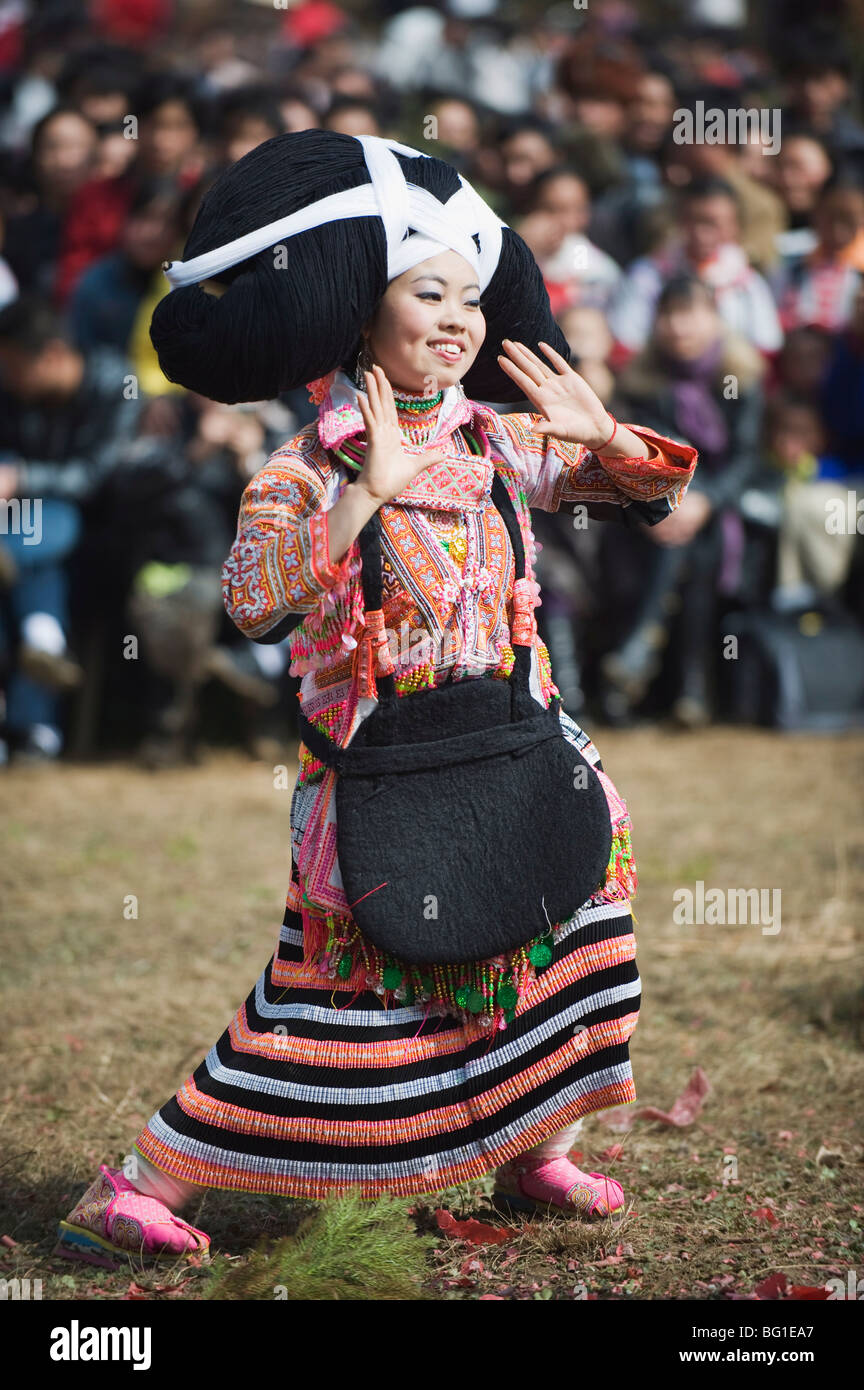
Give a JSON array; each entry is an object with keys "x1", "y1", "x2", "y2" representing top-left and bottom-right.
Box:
[{"x1": 2, "y1": 726, "x2": 862, "y2": 1301}]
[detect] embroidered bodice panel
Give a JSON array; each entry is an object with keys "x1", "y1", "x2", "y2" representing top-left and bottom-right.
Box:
[{"x1": 221, "y1": 385, "x2": 697, "y2": 914}]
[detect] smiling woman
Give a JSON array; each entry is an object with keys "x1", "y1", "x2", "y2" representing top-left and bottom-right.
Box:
[
  {"x1": 357, "y1": 252, "x2": 486, "y2": 392},
  {"x1": 57, "y1": 131, "x2": 697, "y2": 1268}
]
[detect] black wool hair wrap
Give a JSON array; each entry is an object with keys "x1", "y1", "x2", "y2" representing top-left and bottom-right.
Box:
[{"x1": 150, "y1": 129, "x2": 570, "y2": 405}]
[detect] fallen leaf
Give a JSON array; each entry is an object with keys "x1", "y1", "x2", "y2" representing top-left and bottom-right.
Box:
[
  {"x1": 788, "y1": 1284, "x2": 832, "y2": 1300},
  {"x1": 754, "y1": 1272, "x2": 787, "y2": 1300},
  {"x1": 602, "y1": 1067, "x2": 711, "y2": 1130},
  {"x1": 754, "y1": 1206, "x2": 780, "y2": 1226},
  {"x1": 435, "y1": 1209, "x2": 512, "y2": 1246}
]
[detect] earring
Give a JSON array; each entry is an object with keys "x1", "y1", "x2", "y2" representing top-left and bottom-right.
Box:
[{"x1": 353, "y1": 338, "x2": 374, "y2": 387}]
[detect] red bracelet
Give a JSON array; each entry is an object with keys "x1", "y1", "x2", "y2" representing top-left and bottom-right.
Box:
[{"x1": 594, "y1": 414, "x2": 617, "y2": 452}]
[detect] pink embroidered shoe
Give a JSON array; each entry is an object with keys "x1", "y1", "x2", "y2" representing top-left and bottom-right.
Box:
[
  {"x1": 493, "y1": 1154, "x2": 625, "y2": 1220},
  {"x1": 56, "y1": 1165, "x2": 210, "y2": 1266}
]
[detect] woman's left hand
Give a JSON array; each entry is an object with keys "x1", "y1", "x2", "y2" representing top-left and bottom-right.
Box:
[{"x1": 497, "y1": 339, "x2": 614, "y2": 451}]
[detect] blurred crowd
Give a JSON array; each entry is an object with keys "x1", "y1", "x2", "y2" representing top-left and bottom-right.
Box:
[{"x1": 1, "y1": 0, "x2": 863, "y2": 765}]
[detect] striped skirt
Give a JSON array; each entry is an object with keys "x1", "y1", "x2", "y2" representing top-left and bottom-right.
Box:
[{"x1": 133, "y1": 890, "x2": 640, "y2": 1200}]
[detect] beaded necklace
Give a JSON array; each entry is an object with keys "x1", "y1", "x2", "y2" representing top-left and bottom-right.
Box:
[{"x1": 333, "y1": 385, "x2": 444, "y2": 469}]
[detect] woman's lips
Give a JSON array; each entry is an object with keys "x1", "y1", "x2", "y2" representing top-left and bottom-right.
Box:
[{"x1": 428, "y1": 342, "x2": 464, "y2": 361}]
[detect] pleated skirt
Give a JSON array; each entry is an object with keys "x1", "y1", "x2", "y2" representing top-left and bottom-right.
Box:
[{"x1": 133, "y1": 884, "x2": 641, "y2": 1200}]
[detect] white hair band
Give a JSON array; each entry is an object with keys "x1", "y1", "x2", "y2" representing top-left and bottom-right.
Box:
[{"x1": 162, "y1": 135, "x2": 507, "y2": 293}]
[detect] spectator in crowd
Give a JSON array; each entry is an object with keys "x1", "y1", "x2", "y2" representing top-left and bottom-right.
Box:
[
  {"x1": 422, "y1": 94, "x2": 483, "y2": 171},
  {"x1": 601, "y1": 275, "x2": 765, "y2": 726},
  {"x1": 322, "y1": 95, "x2": 383, "y2": 138},
  {"x1": 2, "y1": 105, "x2": 98, "y2": 297},
  {"x1": 608, "y1": 176, "x2": 783, "y2": 356},
  {"x1": 770, "y1": 131, "x2": 834, "y2": 256},
  {"x1": 774, "y1": 323, "x2": 832, "y2": 403},
  {"x1": 590, "y1": 70, "x2": 676, "y2": 267},
  {"x1": 277, "y1": 86, "x2": 321, "y2": 134},
  {"x1": 774, "y1": 177, "x2": 864, "y2": 333},
  {"x1": 520, "y1": 167, "x2": 622, "y2": 313},
  {"x1": 68, "y1": 178, "x2": 184, "y2": 357},
  {"x1": 0, "y1": 297, "x2": 156, "y2": 760},
  {"x1": 495, "y1": 115, "x2": 561, "y2": 210},
  {"x1": 558, "y1": 305, "x2": 615, "y2": 403},
  {"x1": 743, "y1": 391, "x2": 861, "y2": 612},
  {"x1": 54, "y1": 73, "x2": 206, "y2": 305},
  {"x1": 659, "y1": 102, "x2": 787, "y2": 274},
  {"x1": 819, "y1": 280, "x2": 864, "y2": 476},
  {"x1": 53, "y1": 43, "x2": 142, "y2": 181},
  {"x1": 214, "y1": 85, "x2": 285, "y2": 167},
  {"x1": 780, "y1": 35, "x2": 864, "y2": 156}
]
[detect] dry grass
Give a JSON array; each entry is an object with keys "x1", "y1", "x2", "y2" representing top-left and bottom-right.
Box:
[{"x1": 1, "y1": 728, "x2": 862, "y2": 1300}]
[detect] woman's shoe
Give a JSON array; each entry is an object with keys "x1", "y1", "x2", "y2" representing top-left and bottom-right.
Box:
[
  {"x1": 493, "y1": 1154, "x2": 625, "y2": 1220},
  {"x1": 56, "y1": 1165, "x2": 210, "y2": 1266}
]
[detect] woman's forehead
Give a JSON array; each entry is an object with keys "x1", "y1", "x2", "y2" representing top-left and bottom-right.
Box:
[{"x1": 392, "y1": 249, "x2": 480, "y2": 287}]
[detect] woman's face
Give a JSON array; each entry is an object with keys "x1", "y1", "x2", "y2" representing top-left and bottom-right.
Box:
[{"x1": 363, "y1": 249, "x2": 486, "y2": 395}]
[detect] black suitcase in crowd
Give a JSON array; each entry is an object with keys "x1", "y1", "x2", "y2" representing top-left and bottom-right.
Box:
[{"x1": 721, "y1": 607, "x2": 864, "y2": 732}]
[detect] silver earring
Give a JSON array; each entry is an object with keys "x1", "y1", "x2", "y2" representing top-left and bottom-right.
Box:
[{"x1": 353, "y1": 338, "x2": 374, "y2": 386}]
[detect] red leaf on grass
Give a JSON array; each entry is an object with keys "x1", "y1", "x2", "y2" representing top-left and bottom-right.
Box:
[
  {"x1": 600, "y1": 1144, "x2": 625, "y2": 1161},
  {"x1": 479, "y1": 1294, "x2": 505, "y2": 1300},
  {"x1": 789, "y1": 1284, "x2": 832, "y2": 1300},
  {"x1": 435, "y1": 1209, "x2": 512, "y2": 1246},
  {"x1": 754, "y1": 1272, "x2": 787, "y2": 1300},
  {"x1": 0, "y1": 1235, "x2": 18, "y2": 1249},
  {"x1": 602, "y1": 1068, "x2": 711, "y2": 1131},
  {"x1": 754, "y1": 1206, "x2": 780, "y2": 1226}
]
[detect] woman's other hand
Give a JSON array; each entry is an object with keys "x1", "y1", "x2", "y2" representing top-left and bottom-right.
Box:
[
  {"x1": 496, "y1": 339, "x2": 649, "y2": 459},
  {"x1": 496, "y1": 339, "x2": 615, "y2": 450}
]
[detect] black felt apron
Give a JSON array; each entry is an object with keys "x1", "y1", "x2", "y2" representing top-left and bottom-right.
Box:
[{"x1": 298, "y1": 469, "x2": 613, "y2": 965}]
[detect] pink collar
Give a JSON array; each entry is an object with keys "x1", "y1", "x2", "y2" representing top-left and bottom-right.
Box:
[{"x1": 310, "y1": 368, "x2": 476, "y2": 451}]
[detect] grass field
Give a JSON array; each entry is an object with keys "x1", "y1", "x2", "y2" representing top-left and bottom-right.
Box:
[{"x1": 2, "y1": 727, "x2": 862, "y2": 1301}]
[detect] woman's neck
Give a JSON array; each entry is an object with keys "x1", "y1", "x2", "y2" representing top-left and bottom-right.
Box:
[{"x1": 392, "y1": 388, "x2": 444, "y2": 445}]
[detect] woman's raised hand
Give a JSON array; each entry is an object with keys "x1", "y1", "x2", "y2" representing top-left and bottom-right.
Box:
[
  {"x1": 496, "y1": 339, "x2": 615, "y2": 451},
  {"x1": 354, "y1": 364, "x2": 447, "y2": 505}
]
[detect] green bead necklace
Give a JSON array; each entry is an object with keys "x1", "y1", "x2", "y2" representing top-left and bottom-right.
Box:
[{"x1": 333, "y1": 387, "x2": 445, "y2": 471}]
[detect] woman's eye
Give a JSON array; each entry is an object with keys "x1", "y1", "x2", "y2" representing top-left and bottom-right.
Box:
[{"x1": 418, "y1": 292, "x2": 483, "y2": 310}]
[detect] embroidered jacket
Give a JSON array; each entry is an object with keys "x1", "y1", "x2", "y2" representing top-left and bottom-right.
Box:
[{"x1": 222, "y1": 370, "x2": 697, "y2": 915}]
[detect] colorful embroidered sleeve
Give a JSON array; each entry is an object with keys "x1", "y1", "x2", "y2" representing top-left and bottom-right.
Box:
[
  {"x1": 485, "y1": 411, "x2": 698, "y2": 525},
  {"x1": 222, "y1": 450, "x2": 351, "y2": 640}
]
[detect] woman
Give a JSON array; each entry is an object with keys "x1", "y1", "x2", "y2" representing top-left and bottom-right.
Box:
[{"x1": 57, "y1": 133, "x2": 696, "y2": 1264}]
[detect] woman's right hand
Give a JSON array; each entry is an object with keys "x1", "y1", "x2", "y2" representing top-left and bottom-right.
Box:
[{"x1": 354, "y1": 364, "x2": 447, "y2": 505}]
